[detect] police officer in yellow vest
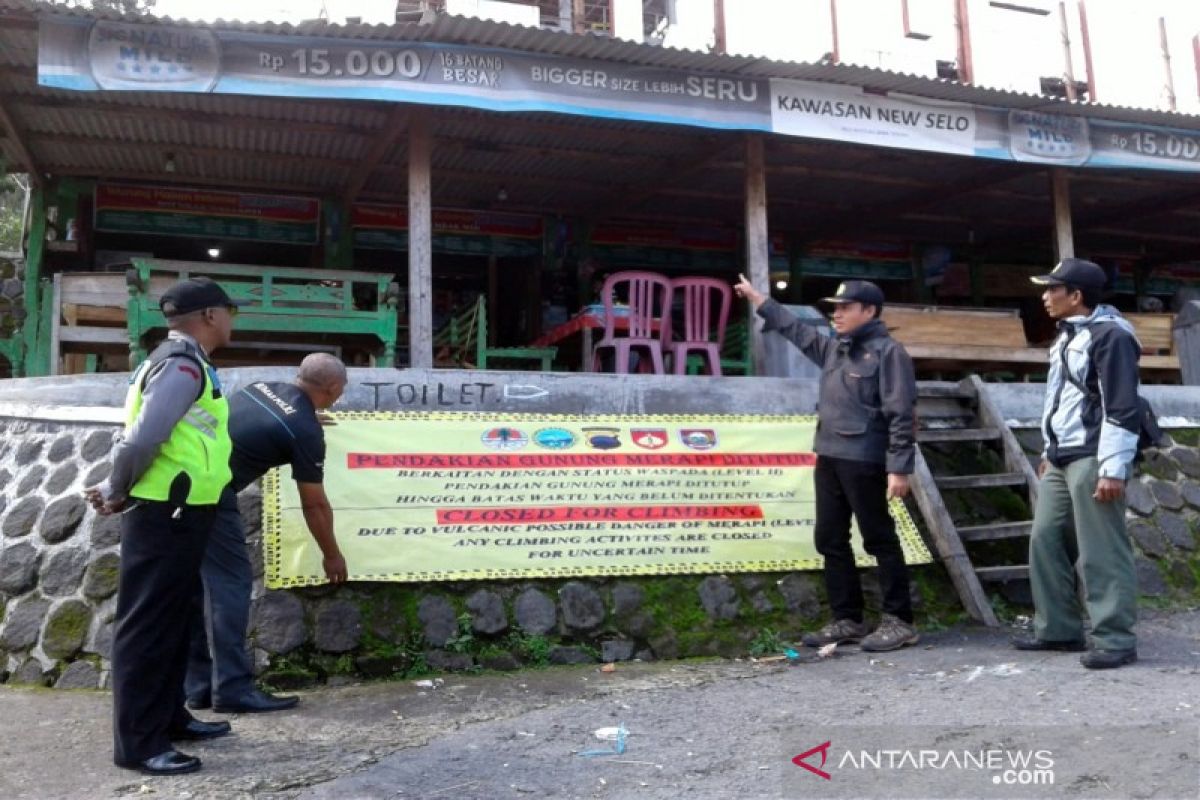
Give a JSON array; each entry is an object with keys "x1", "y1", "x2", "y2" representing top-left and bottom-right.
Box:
[{"x1": 85, "y1": 278, "x2": 243, "y2": 776}]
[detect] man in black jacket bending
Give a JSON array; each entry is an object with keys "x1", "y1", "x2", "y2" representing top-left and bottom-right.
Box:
[{"x1": 734, "y1": 276, "x2": 919, "y2": 652}]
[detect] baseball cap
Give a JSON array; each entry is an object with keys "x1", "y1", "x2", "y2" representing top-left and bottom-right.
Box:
[
  {"x1": 1030, "y1": 258, "x2": 1107, "y2": 289},
  {"x1": 159, "y1": 277, "x2": 245, "y2": 318},
  {"x1": 821, "y1": 280, "x2": 885, "y2": 307}
]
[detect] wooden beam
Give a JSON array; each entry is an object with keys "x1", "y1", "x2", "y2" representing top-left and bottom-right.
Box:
[
  {"x1": 47, "y1": 168, "x2": 327, "y2": 196},
  {"x1": 408, "y1": 110, "x2": 433, "y2": 370},
  {"x1": 587, "y1": 135, "x2": 736, "y2": 222},
  {"x1": 792, "y1": 163, "x2": 1025, "y2": 239},
  {"x1": 744, "y1": 134, "x2": 769, "y2": 375},
  {"x1": 4, "y1": 95, "x2": 382, "y2": 142},
  {"x1": 1049, "y1": 168, "x2": 1074, "y2": 260},
  {"x1": 437, "y1": 135, "x2": 661, "y2": 167},
  {"x1": 35, "y1": 132, "x2": 359, "y2": 170},
  {"x1": 1075, "y1": 187, "x2": 1200, "y2": 230},
  {"x1": 0, "y1": 94, "x2": 40, "y2": 187},
  {"x1": 345, "y1": 105, "x2": 410, "y2": 205},
  {"x1": 1089, "y1": 227, "x2": 1200, "y2": 245}
]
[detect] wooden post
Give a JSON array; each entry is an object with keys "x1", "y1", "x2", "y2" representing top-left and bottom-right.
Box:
[
  {"x1": 1049, "y1": 169, "x2": 1074, "y2": 262},
  {"x1": 19, "y1": 185, "x2": 47, "y2": 377},
  {"x1": 408, "y1": 111, "x2": 434, "y2": 369},
  {"x1": 48, "y1": 273, "x2": 61, "y2": 376},
  {"x1": 487, "y1": 254, "x2": 499, "y2": 344},
  {"x1": 322, "y1": 198, "x2": 354, "y2": 270},
  {"x1": 1078, "y1": 0, "x2": 1097, "y2": 100},
  {"x1": 713, "y1": 0, "x2": 727, "y2": 55},
  {"x1": 744, "y1": 134, "x2": 769, "y2": 375},
  {"x1": 1174, "y1": 300, "x2": 1200, "y2": 386},
  {"x1": 1058, "y1": 2, "x2": 1077, "y2": 101},
  {"x1": 1161, "y1": 16, "x2": 1177, "y2": 112},
  {"x1": 954, "y1": 0, "x2": 973, "y2": 84}
]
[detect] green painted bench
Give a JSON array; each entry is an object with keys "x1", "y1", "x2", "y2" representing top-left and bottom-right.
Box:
[
  {"x1": 125, "y1": 258, "x2": 400, "y2": 366},
  {"x1": 434, "y1": 295, "x2": 556, "y2": 371},
  {"x1": 687, "y1": 319, "x2": 753, "y2": 376}
]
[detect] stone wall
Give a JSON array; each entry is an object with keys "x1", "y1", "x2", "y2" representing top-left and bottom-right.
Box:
[
  {"x1": 2, "y1": 368, "x2": 1198, "y2": 689},
  {"x1": 0, "y1": 418, "x2": 120, "y2": 688},
  {"x1": 0, "y1": 415, "x2": 864, "y2": 689}
]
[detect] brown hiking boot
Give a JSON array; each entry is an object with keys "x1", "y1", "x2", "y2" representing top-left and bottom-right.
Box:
[
  {"x1": 861, "y1": 614, "x2": 920, "y2": 652},
  {"x1": 802, "y1": 618, "x2": 869, "y2": 647}
]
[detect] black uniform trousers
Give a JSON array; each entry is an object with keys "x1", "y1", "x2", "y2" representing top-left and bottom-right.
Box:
[
  {"x1": 112, "y1": 500, "x2": 216, "y2": 766},
  {"x1": 813, "y1": 455, "x2": 913, "y2": 624}
]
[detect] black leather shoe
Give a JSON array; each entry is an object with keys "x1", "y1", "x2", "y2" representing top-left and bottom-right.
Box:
[
  {"x1": 1080, "y1": 648, "x2": 1137, "y2": 669},
  {"x1": 1010, "y1": 635, "x2": 1087, "y2": 652},
  {"x1": 186, "y1": 694, "x2": 211, "y2": 711},
  {"x1": 169, "y1": 719, "x2": 232, "y2": 741},
  {"x1": 118, "y1": 750, "x2": 201, "y2": 775},
  {"x1": 213, "y1": 689, "x2": 299, "y2": 714}
]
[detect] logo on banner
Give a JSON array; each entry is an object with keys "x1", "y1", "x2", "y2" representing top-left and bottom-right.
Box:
[
  {"x1": 480, "y1": 427, "x2": 529, "y2": 450},
  {"x1": 533, "y1": 427, "x2": 576, "y2": 450},
  {"x1": 87, "y1": 21, "x2": 222, "y2": 92},
  {"x1": 1007, "y1": 110, "x2": 1092, "y2": 166},
  {"x1": 631, "y1": 428, "x2": 668, "y2": 449},
  {"x1": 679, "y1": 429, "x2": 717, "y2": 450},
  {"x1": 582, "y1": 427, "x2": 622, "y2": 450},
  {"x1": 792, "y1": 741, "x2": 833, "y2": 780}
]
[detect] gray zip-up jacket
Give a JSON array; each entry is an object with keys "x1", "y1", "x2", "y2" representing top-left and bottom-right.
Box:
[
  {"x1": 1041, "y1": 304, "x2": 1141, "y2": 480},
  {"x1": 757, "y1": 299, "x2": 917, "y2": 474}
]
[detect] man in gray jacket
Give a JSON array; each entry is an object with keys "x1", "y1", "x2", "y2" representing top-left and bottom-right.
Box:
[
  {"x1": 1012, "y1": 258, "x2": 1140, "y2": 669},
  {"x1": 734, "y1": 276, "x2": 919, "y2": 652}
]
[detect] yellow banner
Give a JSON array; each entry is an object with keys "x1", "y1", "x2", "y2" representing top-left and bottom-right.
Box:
[{"x1": 263, "y1": 413, "x2": 931, "y2": 588}]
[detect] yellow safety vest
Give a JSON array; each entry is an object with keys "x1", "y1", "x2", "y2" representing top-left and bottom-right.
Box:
[{"x1": 124, "y1": 340, "x2": 232, "y2": 505}]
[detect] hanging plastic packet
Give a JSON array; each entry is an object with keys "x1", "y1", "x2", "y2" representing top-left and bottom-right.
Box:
[{"x1": 577, "y1": 723, "x2": 628, "y2": 757}]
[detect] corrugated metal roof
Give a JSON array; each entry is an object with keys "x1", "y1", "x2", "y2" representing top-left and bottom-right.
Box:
[{"x1": 3, "y1": 0, "x2": 1199, "y2": 130}]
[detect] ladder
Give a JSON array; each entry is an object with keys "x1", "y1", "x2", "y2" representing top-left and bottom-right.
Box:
[{"x1": 909, "y1": 375, "x2": 1040, "y2": 627}]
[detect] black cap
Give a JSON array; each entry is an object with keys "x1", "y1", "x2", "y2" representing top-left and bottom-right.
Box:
[
  {"x1": 1031, "y1": 258, "x2": 1107, "y2": 290},
  {"x1": 159, "y1": 277, "x2": 245, "y2": 318},
  {"x1": 821, "y1": 280, "x2": 885, "y2": 308}
]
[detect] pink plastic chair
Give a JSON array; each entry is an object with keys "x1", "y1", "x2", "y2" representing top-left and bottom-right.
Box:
[
  {"x1": 668, "y1": 276, "x2": 731, "y2": 376},
  {"x1": 590, "y1": 270, "x2": 673, "y2": 374}
]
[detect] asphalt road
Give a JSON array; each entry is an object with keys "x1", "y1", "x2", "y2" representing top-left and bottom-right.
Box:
[{"x1": 1, "y1": 608, "x2": 1197, "y2": 800}]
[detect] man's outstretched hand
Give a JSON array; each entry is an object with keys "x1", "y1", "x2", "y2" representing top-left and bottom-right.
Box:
[{"x1": 733, "y1": 273, "x2": 766, "y2": 308}]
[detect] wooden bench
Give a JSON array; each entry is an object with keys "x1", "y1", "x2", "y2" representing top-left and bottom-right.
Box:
[
  {"x1": 884, "y1": 304, "x2": 1180, "y2": 378},
  {"x1": 882, "y1": 304, "x2": 1046, "y2": 369},
  {"x1": 434, "y1": 296, "x2": 556, "y2": 371},
  {"x1": 1125, "y1": 312, "x2": 1179, "y2": 372},
  {"x1": 125, "y1": 258, "x2": 400, "y2": 367},
  {"x1": 686, "y1": 319, "x2": 754, "y2": 376}
]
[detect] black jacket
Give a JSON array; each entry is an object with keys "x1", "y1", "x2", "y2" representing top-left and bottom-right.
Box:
[{"x1": 757, "y1": 300, "x2": 917, "y2": 473}]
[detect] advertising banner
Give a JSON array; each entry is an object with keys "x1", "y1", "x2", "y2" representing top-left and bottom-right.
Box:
[
  {"x1": 94, "y1": 183, "x2": 320, "y2": 244},
  {"x1": 39, "y1": 18, "x2": 770, "y2": 132},
  {"x1": 43, "y1": 19, "x2": 1200, "y2": 173},
  {"x1": 262, "y1": 413, "x2": 930, "y2": 587},
  {"x1": 352, "y1": 205, "x2": 545, "y2": 256}
]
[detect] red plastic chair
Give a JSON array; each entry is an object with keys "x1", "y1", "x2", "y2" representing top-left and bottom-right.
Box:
[
  {"x1": 669, "y1": 276, "x2": 731, "y2": 376},
  {"x1": 590, "y1": 270, "x2": 673, "y2": 374}
]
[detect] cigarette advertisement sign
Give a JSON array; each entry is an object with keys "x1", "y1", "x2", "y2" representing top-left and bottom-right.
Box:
[
  {"x1": 262, "y1": 413, "x2": 930, "y2": 588},
  {"x1": 40, "y1": 18, "x2": 1200, "y2": 173},
  {"x1": 94, "y1": 184, "x2": 320, "y2": 244}
]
